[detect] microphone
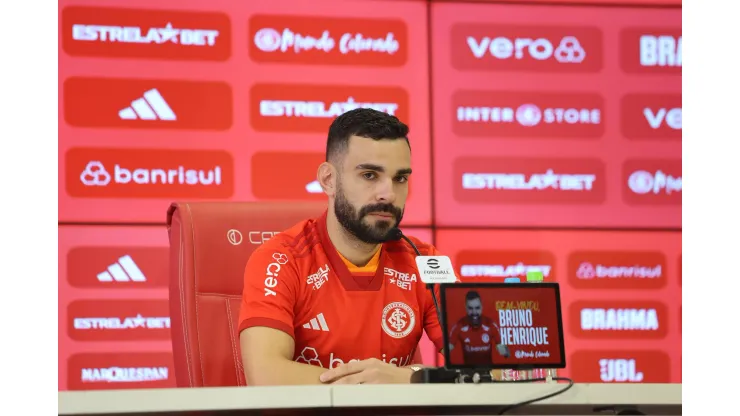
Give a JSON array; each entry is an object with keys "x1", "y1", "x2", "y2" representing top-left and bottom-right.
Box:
[{"x1": 389, "y1": 228, "x2": 456, "y2": 330}]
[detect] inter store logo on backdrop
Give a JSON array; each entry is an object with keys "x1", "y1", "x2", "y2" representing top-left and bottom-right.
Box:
[
  {"x1": 61, "y1": 6, "x2": 231, "y2": 61},
  {"x1": 570, "y1": 300, "x2": 668, "y2": 340},
  {"x1": 451, "y1": 24, "x2": 603, "y2": 72},
  {"x1": 65, "y1": 147, "x2": 235, "y2": 199},
  {"x1": 68, "y1": 299, "x2": 171, "y2": 342},
  {"x1": 250, "y1": 84, "x2": 409, "y2": 133},
  {"x1": 67, "y1": 247, "x2": 169, "y2": 288},
  {"x1": 453, "y1": 91, "x2": 604, "y2": 138},
  {"x1": 454, "y1": 157, "x2": 606, "y2": 204},
  {"x1": 64, "y1": 77, "x2": 233, "y2": 130},
  {"x1": 621, "y1": 28, "x2": 682, "y2": 74},
  {"x1": 249, "y1": 14, "x2": 407, "y2": 67},
  {"x1": 623, "y1": 159, "x2": 682, "y2": 206},
  {"x1": 68, "y1": 352, "x2": 175, "y2": 390},
  {"x1": 568, "y1": 251, "x2": 667, "y2": 290},
  {"x1": 621, "y1": 94, "x2": 682, "y2": 140},
  {"x1": 456, "y1": 250, "x2": 556, "y2": 282},
  {"x1": 570, "y1": 350, "x2": 671, "y2": 383}
]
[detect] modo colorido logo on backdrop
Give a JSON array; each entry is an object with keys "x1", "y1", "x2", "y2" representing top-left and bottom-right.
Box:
[{"x1": 249, "y1": 14, "x2": 408, "y2": 66}]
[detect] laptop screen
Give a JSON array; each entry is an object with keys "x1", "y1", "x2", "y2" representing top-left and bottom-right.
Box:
[{"x1": 439, "y1": 282, "x2": 566, "y2": 370}]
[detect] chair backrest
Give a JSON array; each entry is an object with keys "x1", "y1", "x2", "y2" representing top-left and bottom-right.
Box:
[{"x1": 166, "y1": 201, "x2": 326, "y2": 387}]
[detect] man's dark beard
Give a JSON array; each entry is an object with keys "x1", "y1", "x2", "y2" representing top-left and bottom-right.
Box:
[
  {"x1": 468, "y1": 314, "x2": 482, "y2": 327},
  {"x1": 334, "y1": 183, "x2": 404, "y2": 244}
]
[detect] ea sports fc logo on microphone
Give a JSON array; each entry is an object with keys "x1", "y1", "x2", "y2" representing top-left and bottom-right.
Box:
[{"x1": 381, "y1": 302, "x2": 415, "y2": 339}]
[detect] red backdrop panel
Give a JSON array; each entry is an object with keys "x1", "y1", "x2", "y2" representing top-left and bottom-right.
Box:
[
  {"x1": 430, "y1": 2, "x2": 681, "y2": 228},
  {"x1": 58, "y1": 0, "x2": 432, "y2": 226},
  {"x1": 434, "y1": 229, "x2": 681, "y2": 382}
]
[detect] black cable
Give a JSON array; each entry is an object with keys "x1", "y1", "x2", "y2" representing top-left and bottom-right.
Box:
[{"x1": 495, "y1": 376, "x2": 575, "y2": 415}]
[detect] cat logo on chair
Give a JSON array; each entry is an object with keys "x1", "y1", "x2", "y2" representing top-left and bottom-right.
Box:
[{"x1": 249, "y1": 231, "x2": 280, "y2": 245}]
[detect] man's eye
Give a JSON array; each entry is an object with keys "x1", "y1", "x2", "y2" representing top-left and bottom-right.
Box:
[
  {"x1": 363, "y1": 172, "x2": 376, "y2": 180},
  {"x1": 396, "y1": 176, "x2": 408, "y2": 183}
]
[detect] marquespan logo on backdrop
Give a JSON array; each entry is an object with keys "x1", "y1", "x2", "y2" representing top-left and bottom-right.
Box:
[
  {"x1": 568, "y1": 250, "x2": 667, "y2": 289},
  {"x1": 620, "y1": 28, "x2": 682, "y2": 74},
  {"x1": 621, "y1": 94, "x2": 681, "y2": 140},
  {"x1": 453, "y1": 90, "x2": 604, "y2": 138},
  {"x1": 569, "y1": 350, "x2": 671, "y2": 383},
  {"x1": 65, "y1": 147, "x2": 234, "y2": 199},
  {"x1": 61, "y1": 6, "x2": 231, "y2": 61},
  {"x1": 68, "y1": 299, "x2": 171, "y2": 342},
  {"x1": 250, "y1": 83, "x2": 409, "y2": 133},
  {"x1": 68, "y1": 353, "x2": 175, "y2": 391},
  {"x1": 570, "y1": 300, "x2": 668, "y2": 340},
  {"x1": 451, "y1": 23, "x2": 603, "y2": 72},
  {"x1": 456, "y1": 250, "x2": 556, "y2": 282},
  {"x1": 67, "y1": 246, "x2": 169, "y2": 288},
  {"x1": 622, "y1": 159, "x2": 681, "y2": 206},
  {"x1": 454, "y1": 157, "x2": 606, "y2": 205},
  {"x1": 63, "y1": 77, "x2": 233, "y2": 130},
  {"x1": 249, "y1": 14, "x2": 407, "y2": 66}
]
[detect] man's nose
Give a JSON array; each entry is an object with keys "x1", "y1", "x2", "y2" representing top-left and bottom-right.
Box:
[{"x1": 374, "y1": 178, "x2": 397, "y2": 203}]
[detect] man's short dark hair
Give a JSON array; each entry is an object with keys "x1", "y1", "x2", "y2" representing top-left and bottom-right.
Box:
[
  {"x1": 465, "y1": 290, "x2": 481, "y2": 302},
  {"x1": 326, "y1": 108, "x2": 410, "y2": 163}
]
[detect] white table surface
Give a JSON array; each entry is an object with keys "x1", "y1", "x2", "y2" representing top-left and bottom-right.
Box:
[{"x1": 58, "y1": 383, "x2": 682, "y2": 415}]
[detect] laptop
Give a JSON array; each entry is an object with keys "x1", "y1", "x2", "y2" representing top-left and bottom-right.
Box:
[{"x1": 438, "y1": 282, "x2": 566, "y2": 370}]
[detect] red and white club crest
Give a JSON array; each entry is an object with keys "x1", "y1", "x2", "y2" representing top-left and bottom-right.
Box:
[{"x1": 381, "y1": 302, "x2": 415, "y2": 339}]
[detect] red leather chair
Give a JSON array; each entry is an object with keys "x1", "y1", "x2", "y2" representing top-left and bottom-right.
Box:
[
  {"x1": 166, "y1": 201, "x2": 429, "y2": 387},
  {"x1": 166, "y1": 201, "x2": 325, "y2": 387}
]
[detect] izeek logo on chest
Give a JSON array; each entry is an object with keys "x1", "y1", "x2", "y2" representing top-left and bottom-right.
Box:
[{"x1": 415, "y1": 256, "x2": 457, "y2": 284}]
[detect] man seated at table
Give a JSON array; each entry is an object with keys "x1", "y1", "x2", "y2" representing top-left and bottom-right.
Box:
[{"x1": 238, "y1": 108, "x2": 451, "y2": 385}]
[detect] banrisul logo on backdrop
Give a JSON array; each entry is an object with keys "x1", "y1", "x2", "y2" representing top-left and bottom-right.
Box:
[{"x1": 66, "y1": 147, "x2": 234, "y2": 199}]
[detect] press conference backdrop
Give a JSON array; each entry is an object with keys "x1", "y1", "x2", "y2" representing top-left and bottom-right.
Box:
[{"x1": 58, "y1": 0, "x2": 682, "y2": 390}]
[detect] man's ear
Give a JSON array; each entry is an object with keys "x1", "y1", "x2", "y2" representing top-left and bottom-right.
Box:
[{"x1": 317, "y1": 162, "x2": 335, "y2": 196}]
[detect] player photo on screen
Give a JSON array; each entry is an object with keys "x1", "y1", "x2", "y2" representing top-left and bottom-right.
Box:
[{"x1": 442, "y1": 284, "x2": 565, "y2": 369}]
